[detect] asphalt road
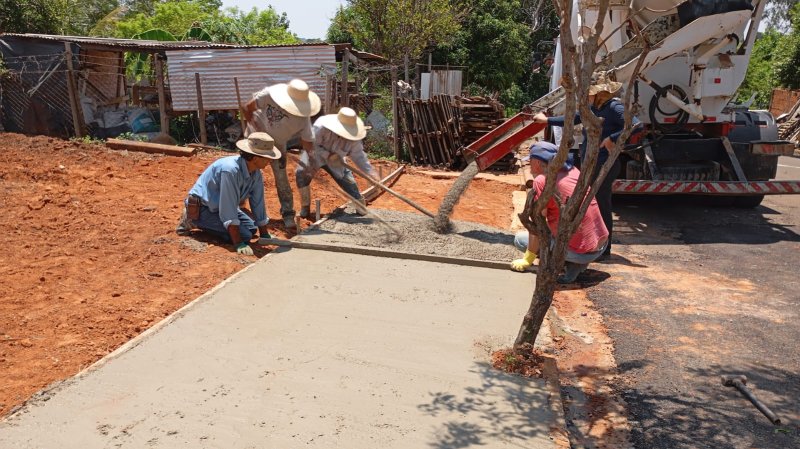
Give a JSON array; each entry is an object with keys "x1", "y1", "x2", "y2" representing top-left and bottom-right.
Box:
[{"x1": 590, "y1": 156, "x2": 800, "y2": 448}]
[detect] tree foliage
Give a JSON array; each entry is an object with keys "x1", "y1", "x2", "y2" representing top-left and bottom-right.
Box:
[
  {"x1": 764, "y1": 0, "x2": 797, "y2": 31},
  {"x1": 775, "y1": 2, "x2": 800, "y2": 89},
  {"x1": 737, "y1": 29, "x2": 782, "y2": 108},
  {"x1": 328, "y1": 0, "x2": 462, "y2": 63},
  {"x1": 0, "y1": 0, "x2": 119, "y2": 35},
  {"x1": 432, "y1": 0, "x2": 558, "y2": 111},
  {"x1": 0, "y1": 0, "x2": 297, "y2": 46}
]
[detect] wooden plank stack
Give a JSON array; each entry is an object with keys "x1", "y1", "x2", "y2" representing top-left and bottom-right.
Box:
[
  {"x1": 396, "y1": 94, "x2": 461, "y2": 166},
  {"x1": 778, "y1": 96, "x2": 800, "y2": 144},
  {"x1": 396, "y1": 94, "x2": 517, "y2": 170},
  {"x1": 454, "y1": 96, "x2": 506, "y2": 144}
]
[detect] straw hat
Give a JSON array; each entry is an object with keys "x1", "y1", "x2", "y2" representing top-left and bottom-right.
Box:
[
  {"x1": 236, "y1": 132, "x2": 281, "y2": 159},
  {"x1": 319, "y1": 107, "x2": 367, "y2": 141},
  {"x1": 269, "y1": 79, "x2": 321, "y2": 117},
  {"x1": 588, "y1": 73, "x2": 622, "y2": 95}
]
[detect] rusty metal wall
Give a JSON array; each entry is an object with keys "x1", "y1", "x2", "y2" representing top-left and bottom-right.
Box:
[
  {"x1": 166, "y1": 46, "x2": 337, "y2": 112},
  {"x1": 420, "y1": 70, "x2": 462, "y2": 100}
]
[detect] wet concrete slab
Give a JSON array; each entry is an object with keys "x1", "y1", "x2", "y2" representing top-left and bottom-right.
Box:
[{"x1": 0, "y1": 234, "x2": 556, "y2": 448}]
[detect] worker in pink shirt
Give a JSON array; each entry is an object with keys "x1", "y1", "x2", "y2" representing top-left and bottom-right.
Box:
[{"x1": 511, "y1": 141, "x2": 609, "y2": 283}]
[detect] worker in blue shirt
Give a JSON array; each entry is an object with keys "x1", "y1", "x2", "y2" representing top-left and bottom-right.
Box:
[
  {"x1": 176, "y1": 132, "x2": 279, "y2": 256},
  {"x1": 533, "y1": 79, "x2": 641, "y2": 259}
]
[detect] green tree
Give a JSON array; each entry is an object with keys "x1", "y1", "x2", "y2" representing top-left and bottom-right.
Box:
[
  {"x1": 327, "y1": 6, "x2": 358, "y2": 44},
  {"x1": 433, "y1": 0, "x2": 558, "y2": 111},
  {"x1": 737, "y1": 29, "x2": 782, "y2": 108},
  {"x1": 331, "y1": 0, "x2": 462, "y2": 63},
  {"x1": 775, "y1": 2, "x2": 800, "y2": 89},
  {"x1": 221, "y1": 7, "x2": 297, "y2": 45},
  {"x1": 764, "y1": 0, "x2": 797, "y2": 32},
  {"x1": 0, "y1": 0, "x2": 119, "y2": 35},
  {"x1": 113, "y1": 1, "x2": 211, "y2": 38}
]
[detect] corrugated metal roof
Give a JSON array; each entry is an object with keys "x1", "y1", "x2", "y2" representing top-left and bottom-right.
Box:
[
  {"x1": 166, "y1": 47, "x2": 337, "y2": 112},
  {"x1": 0, "y1": 33, "x2": 330, "y2": 52}
]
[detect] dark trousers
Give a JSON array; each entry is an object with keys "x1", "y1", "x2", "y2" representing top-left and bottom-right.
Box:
[{"x1": 592, "y1": 158, "x2": 621, "y2": 255}]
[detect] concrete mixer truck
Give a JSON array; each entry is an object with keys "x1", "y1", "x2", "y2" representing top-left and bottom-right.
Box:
[{"x1": 461, "y1": 0, "x2": 799, "y2": 207}]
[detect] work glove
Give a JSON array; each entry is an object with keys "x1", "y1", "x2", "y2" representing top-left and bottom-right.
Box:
[
  {"x1": 510, "y1": 250, "x2": 537, "y2": 272},
  {"x1": 236, "y1": 242, "x2": 254, "y2": 256}
]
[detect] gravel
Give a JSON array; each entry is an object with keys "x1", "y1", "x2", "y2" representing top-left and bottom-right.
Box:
[{"x1": 299, "y1": 208, "x2": 520, "y2": 262}]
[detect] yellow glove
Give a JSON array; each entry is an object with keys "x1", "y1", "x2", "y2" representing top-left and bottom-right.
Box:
[{"x1": 510, "y1": 250, "x2": 536, "y2": 272}]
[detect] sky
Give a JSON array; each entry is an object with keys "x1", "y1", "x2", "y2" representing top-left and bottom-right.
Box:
[{"x1": 221, "y1": 0, "x2": 346, "y2": 40}]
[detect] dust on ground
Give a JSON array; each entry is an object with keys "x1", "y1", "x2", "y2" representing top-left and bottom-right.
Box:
[
  {"x1": 550, "y1": 288, "x2": 632, "y2": 449},
  {"x1": 0, "y1": 133, "x2": 517, "y2": 416}
]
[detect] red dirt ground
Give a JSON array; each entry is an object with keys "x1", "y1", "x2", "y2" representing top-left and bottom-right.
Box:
[{"x1": 0, "y1": 133, "x2": 517, "y2": 416}]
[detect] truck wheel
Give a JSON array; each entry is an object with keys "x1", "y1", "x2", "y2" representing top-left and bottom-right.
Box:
[
  {"x1": 626, "y1": 160, "x2": 644, "y2": 179},
  {"x1": 732, "y1": 195, "x2": 765, "y2": 208}
]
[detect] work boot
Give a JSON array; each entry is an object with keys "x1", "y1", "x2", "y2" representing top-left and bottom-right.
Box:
[
  {"x1": 352, "y1": 198, "x2": 368, "y2": 216},
  {"x1": 175, "y1": 207, "x2": 194, "y2": 236},
  {"x1": 557, "y1": 262, "x2": 588, "y2": 284},
  {"x1": 298, "y1": 186, "x2": 311, "y2": 219},
  {"x1": 283, "y1": 215, "x2": 298, "y2": 231}
]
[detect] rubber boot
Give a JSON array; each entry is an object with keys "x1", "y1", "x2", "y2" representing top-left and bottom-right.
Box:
[
  {"x1": 557, "y1": 262, "x2": 588, "y2": 284},
  {"x1": 175, "y1": 207, "x2": 194, "y2": 236},
  {"x1": 352, "y1": 197, "x2": 368, "y2": 216},
  {"x1": 298, "y1": 186, "x2": 311, "y2": 219}
]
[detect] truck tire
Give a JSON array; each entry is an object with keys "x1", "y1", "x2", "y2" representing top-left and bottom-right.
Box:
[{"x1": 733, "y1": 194, "x2": 765, "y2": 208}]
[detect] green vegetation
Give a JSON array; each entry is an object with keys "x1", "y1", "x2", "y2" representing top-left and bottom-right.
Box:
[
  {"x1": 327, "y1": 0, "x2": 462, "y2": 63},
  {"x1": 328, "y1": 0, "x2": 558, "y2": 112},
  {"x1": 738, "y1": 2, "x2": 800, "y2": 108}
]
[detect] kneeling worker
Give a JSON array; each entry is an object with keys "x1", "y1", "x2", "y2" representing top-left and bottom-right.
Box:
[
  {"x1": 511, "y1": 142, "x2": 608, "y2": 283},
  {"x1": 295, "y1": 107, "x2": 379, "y2": 217},
  {"x1": 176, "y1": 132, "x2": 280, "y2": 255}
]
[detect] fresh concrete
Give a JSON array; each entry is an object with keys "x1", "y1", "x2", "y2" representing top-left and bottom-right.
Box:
[
  {"x1": 0, "y1": 239, "x2": 556, "y2": 448},
  {"x1": 306, "y1": 208, "x2": 521, "y2": 262}
]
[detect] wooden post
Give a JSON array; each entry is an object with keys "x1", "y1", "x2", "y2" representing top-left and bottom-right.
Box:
[
  {"x1": 391, "y1": 66, "x2": 400, "y2": 161},
  {"x1": 404, "y1": 54, "x2": 410, "y2": 82},
  {"x1": 63, "y1": 43, "x2": 84, "y2": 137},
  {"x1": 116, "y1": 52, "x2": 125, "y2": 99},
  {"x1": 194, "y1": 72, "x2": 207, "y2": 145},
  {"x1": 154, "y1": 55, "x2": 169, "y2": 136},
  {"x1": 340, "y1": 48, "x2": 350, "y2": 108},
  {"x1": 234, "y1": 77, "x2": 246, "y2": 134}
]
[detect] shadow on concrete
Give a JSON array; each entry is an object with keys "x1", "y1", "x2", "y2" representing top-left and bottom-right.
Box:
[
  {"x1": 418, "y1": 362, "x2": 553, "y2": 449},
  {"x1": 613, "y1": 196, "x2": 799, "y2": 246}
]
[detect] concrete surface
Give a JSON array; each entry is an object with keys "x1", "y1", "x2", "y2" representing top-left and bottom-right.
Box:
[
  {"x1": 0, "y1": 239, "x2": 558, "y2": 448},
  {"x1": 304, "y1": 208, "x2": 521, "y2": 262},
  {"x1": 588, "y1": 155, "x2": 800, "y2": 448}
]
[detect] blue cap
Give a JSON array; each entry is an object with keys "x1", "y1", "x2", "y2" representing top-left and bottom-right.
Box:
[{"x1": 523, "y1": 141, "x2": 574, "y2": 171}]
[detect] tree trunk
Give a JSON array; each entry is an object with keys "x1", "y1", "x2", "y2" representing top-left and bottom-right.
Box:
[{"x1": 514, "y1": 267, "x2": 558, "y2": 347}]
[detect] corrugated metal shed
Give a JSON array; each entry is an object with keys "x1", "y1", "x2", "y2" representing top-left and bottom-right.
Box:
[{"x1": 167, "y1": 47, "x2": 337, "y2": 112}]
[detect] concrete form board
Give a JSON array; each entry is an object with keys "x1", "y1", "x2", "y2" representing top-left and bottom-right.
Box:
[
  {"x1": 167, "y1": 47, "x2": 336, "y2": 112},
  {"x1": 0, "y1": 248, "x2": 554, "y2": 448}
]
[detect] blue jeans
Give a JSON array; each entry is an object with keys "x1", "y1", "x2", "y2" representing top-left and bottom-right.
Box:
[
  {"x1": 194, "y1": 204, "x2": 258, "y2": 243},
  {"x1": 295, "y1": 151, "x2": 362, "y2": 200},
  {"x1": 513, "y1": 231, "x2": 606, "y2": 264}
]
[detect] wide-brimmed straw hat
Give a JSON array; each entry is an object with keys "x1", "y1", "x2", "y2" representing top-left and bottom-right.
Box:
[
  {"x1": 588, "y1": 76, "x2": 622, "y2": 95},
  {"x1": 236, "y1": 132, "x2": 281, "y2": 159},
  {"x1": 269, "y1": 79, "x2": 321, "y2": 117},
  {"x1": 319, "y1": 107, "x2": 367, "y2": 141}
]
